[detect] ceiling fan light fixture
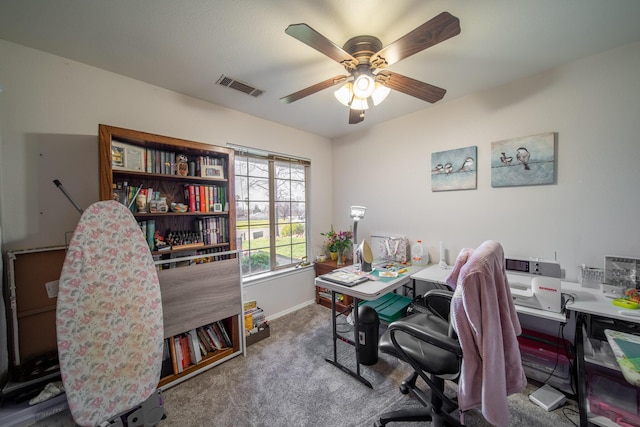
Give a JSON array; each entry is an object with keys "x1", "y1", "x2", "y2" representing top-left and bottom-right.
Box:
[
  {"x1": 352, "y1": 73, "x2": 375, "y2": 98},
  {"x1": 334, "y1": 82, "x2": 353, "y2": 107},
  {"x1": 371, "y1": 83, "x2": 391, "y2": 106},
  {"x1": 350, "y1": 96, "x2": 369, "y2": 110}
]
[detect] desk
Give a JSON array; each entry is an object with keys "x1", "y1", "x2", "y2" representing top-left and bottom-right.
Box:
[
  {"x1": 563, "y1": 284, "x2": 640, "y2": 427},
  {"x1": 414, "y1": 265, "x2": 640, "y2": 425},
  {"x1": 314, "y1": 264, "x2": 425, "y2": 388},
  {"x1": 411, "y1": 264, "x2": 567, "y2": 322}
]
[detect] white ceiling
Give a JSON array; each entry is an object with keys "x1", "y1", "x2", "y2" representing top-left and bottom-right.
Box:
[{"x1": 2, "y1": 0, "x2": 640, "y2": 139}]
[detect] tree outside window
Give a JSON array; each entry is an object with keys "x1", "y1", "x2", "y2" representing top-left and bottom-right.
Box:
[{"x1": 235, "y1": 153, "x2": 309, "y2": 276}]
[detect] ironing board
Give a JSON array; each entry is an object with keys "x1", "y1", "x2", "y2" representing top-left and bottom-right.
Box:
[{"x1": 56, "y1": 201, "x2": 164, "y2": 426}]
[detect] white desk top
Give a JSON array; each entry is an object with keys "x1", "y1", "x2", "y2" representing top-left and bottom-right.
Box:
[
  {"x1": 413, "y1": 264, "x2": 640, "y2": 323},
  {"x1": 314, "y1": 264, "x2": 426, "y2": 301},
  {"x1": 411, "y1": 263, "x2": 453, "y2": 283},
  {"x1": 562, "y1": 282, "x2": 640, "y2": 324}
]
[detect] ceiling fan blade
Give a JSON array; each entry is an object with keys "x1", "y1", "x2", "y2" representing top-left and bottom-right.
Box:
[
  {"x1": 285, "y1": 23, "x2": 358, "y2": 69},
  {"x1": 370, "y1": 11, "x2": 460, "y2": 69},
  {"x1": 349, "y1": 109, "x2": 365, "y2": 124},
  {"x1": 378, "y1": 71, "x2": 446, "y2": 103},
  {"x1": 280, "y1": 75, "x2": 349, "y2": 104}
]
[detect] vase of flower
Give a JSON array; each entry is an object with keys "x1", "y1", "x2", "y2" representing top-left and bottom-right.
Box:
[{"x1": 322, "y1": 225, "x2": 352, "y2": 267}]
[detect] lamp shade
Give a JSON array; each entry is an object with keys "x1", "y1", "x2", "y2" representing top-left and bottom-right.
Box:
[
  {"x1": 371, "y1": 83, "x2": 391, "y2": 106},
  {"x1": 353, "y1": 74, "x2": 375, "y2": 98},
  {"x1": 334, "y1": 83, "x2": 352, "y2": 107},
  {"x1": 350, "y1": 96, "x2": 369, "y2": 110}
]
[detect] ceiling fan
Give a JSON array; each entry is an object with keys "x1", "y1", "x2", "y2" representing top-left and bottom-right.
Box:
[{"x1": 280, "y1": 11, "x2": 461, "y2": 124}]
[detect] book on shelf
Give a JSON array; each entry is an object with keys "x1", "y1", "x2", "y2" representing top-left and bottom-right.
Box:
[
  {"x1": 244, "y1": 312, "x2": 253, "y2": 332},
  {"x1": 196, "y1": 327, "x2": 215, "y2": 353},
  {"x1": 216, "y1": 320, "x2": 233, "y2": 347},
  {"x1": 246, "y1": 307, "x2": 265, "y2": 329},
  {"x1": 188, "y1": 329, "x2": 203, "y2": 363},
  {"x1": 179, "y1": 334, "x2": 192, "y2": 369},
  {"x1": 172, "y1": 336, "x2": 183, "y2": 373},
  {"x1": 204, "y1": 324, "x2": 223, "y2": 350},
  {"x1": 146, "y1": 220, "x2": 155, "y2": 252},
  {"x1": 182, "y1": 184, "x2": 227, "y2": 213},
  {"x1": 211, "y1": 323, "x2": 227, "y2": 348},
  {"x1": 161, "y1": 339, "x2": 174, "y2": 377}
]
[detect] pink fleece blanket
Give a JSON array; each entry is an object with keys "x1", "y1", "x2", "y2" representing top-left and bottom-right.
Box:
[{"x1": 447, "y1": 241, "x2": 527, "y2": 427}]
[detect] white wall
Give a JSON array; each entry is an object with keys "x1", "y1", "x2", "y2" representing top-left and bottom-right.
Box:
[
  {"x1": 332, "y1": 41, "x2": 640, "y2": 283},
  {"x1": 2, "y1": 37, "x2": 640, "y2": 372},
  {"x1": 0, "y1": 39, "x2": 334, "y2": 347}
]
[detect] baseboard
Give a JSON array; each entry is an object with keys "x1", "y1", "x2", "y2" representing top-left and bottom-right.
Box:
[{"x1": 266, "y1": 299, "x2": 316, "y2": 322}]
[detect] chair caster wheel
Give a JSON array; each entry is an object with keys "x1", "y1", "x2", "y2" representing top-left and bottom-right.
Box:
[{"x1": 399, "y1": 384, "x2": 409, "y2": 394}]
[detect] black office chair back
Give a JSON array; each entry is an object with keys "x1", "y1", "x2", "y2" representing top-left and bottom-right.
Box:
[{"x1": 422, "y1": 288, "x2": 452, "y2": 322}]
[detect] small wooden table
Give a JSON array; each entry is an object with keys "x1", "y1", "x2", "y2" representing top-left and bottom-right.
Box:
[{"x1": 314, "y1": 259, "x2": 353, "y2": 312}]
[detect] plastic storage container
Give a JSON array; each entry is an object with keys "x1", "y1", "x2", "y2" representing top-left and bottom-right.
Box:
[
  {"x1": 588, "y1": 364, "x2": 640, "y2": 426},
  {"x1": 411, "y1": 240, "x2": 429, "y2": 265},
  {"x1": 517, "y1": 328, "x2": 574, "y2": 393}
]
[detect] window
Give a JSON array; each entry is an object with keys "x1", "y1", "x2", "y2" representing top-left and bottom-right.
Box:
[{"x1": 233, "y1": 148, "x2": 309, "y2": 277}]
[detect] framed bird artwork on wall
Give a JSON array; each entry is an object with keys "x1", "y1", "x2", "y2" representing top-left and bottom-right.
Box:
[
  {"x1": 490, "y1": 132, "x2": 556, "y2": 187},
  {"x1": 431, "y1": 146, "x2": 477, "y2": 191}
]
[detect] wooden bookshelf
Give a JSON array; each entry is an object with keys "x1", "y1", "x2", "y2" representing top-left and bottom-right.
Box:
[{"x1": 98, "y1": 124, "x2": 242, "y2": 389}]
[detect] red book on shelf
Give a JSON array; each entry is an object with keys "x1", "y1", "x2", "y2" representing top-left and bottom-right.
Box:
[
  {"x1": 179, "y1": 334, "x2": 192, "y2": 368},
  {"x1": 187, "y1": 184, "x2": 196, "y2": 213},
  {"x1": 199, "y1": 185, "x2": 206, "y2": 213}
]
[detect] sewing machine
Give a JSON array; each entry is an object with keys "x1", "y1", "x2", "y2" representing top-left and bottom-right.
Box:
[{"x1": 506, "y1": 257, "x2": 563, "y2": 313}]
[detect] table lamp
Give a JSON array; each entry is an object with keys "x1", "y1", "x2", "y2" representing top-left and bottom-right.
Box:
[
  {"x1": 350, "y1": 206, "x2": 368, "y2": 270},
  {"x1": 350, "y1": 205, "x2": 366, "y2": 247}
]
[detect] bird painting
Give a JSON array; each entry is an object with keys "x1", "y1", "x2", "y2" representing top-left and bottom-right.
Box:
[
  {"x1": 443, "y1": 162, "x2": 453, "y2": 174},
  {"x1": 499, "y1": 152, "x2": 513, "y2": 165},
  {"x1": 516, "y1": 147, "x2": 530, "y2": 170},
  {"x1": 458, "y1": 157, "x2": 474, "y2": 171},
  {"x1": 432, "y1": 164, "x2": 444, "y2": 174}
]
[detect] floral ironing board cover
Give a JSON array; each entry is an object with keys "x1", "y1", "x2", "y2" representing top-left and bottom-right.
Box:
[{"x1": 57, "y1": 201, "x2": 164, "y2": 426}]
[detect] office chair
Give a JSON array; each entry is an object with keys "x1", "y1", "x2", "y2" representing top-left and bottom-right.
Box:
[
  {"x1": 376, "y1": 240, "x2": 526, "y2": 427},
  {"x1": 56, "y1": 201, "x2": 165, "y2": 426}
]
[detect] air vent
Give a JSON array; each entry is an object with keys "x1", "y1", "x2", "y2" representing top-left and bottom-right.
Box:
[{"x1": 216, "y1": 75, "x2": 264, "y2": 98}]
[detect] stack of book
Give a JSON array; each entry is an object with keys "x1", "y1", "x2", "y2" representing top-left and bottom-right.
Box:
[
  {"x1": 244, "y1": 300, "x2": 269, "y2": 346},
  {"x1": 244, "y1": 300, "x2": 265, "y2": 333},
  {"x1": 167, "y1": 320, "x2": 232, "y2": 374}
]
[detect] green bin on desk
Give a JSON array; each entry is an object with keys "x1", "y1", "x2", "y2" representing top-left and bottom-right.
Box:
[{"x1": 359, "y1": 293, "x2": 412, "y2": 323}]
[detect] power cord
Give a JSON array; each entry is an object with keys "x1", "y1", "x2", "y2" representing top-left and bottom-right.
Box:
[
  {"x1": 561, "y1": 407, "x2": 579, "y2": 426},
  {"x1": 561, "y1": 292, "x2": 575, "y2": 315}
]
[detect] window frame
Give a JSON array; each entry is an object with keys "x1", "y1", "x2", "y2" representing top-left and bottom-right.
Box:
[{"x1": 232, "y1": 146, "x2": 310, "y2": 277}]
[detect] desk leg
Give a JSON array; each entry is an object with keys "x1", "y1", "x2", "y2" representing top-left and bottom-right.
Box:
[
  {"x1": 324, "y1": 291, "x2": 373, "y2": 388},
  {"x1": 575, "y1": 312, "x2": 588, "y2": 427}
]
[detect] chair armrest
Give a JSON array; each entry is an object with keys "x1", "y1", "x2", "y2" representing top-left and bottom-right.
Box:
[{"x1": 388, "y1": 317, "x2": 462, "y2": 357}]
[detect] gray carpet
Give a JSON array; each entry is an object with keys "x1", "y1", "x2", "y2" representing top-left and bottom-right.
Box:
[{"x1": 34, "y1": 303, "x2": 580, "y2": 426}]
